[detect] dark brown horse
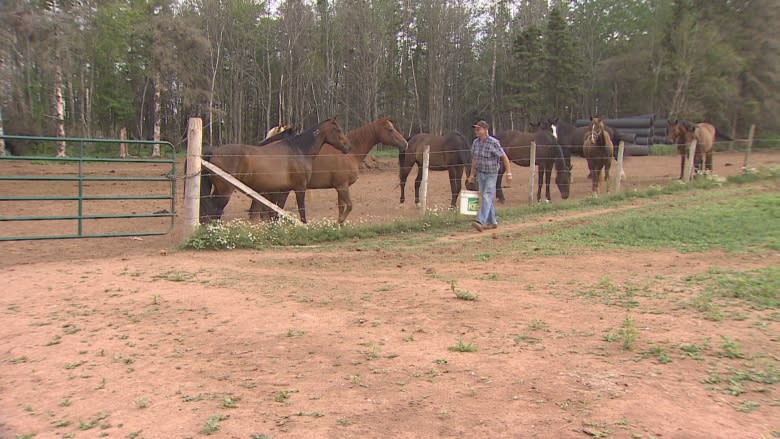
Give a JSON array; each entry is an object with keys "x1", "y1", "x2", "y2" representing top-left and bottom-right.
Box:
[
  {"x1": 200, "y1": 118, "x2": 351, "y2": 224},
  {"x1": 495, "y1": 121, "x2": 571, "y2": 203},
  {"x1": 582, "y1": 116, "x2": 614, "y2": 195},
  {"x1": 399, "y1": 132, "x2": 472, "y2": 208},
  {"x1": 667, "y1": 119, "x2": 716, "y2": 179},
  {"x1": 252, "y1": 117, "x2": 408, "y2": 223}
]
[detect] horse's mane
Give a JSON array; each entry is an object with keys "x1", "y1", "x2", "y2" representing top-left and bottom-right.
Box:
[
  {"x1": 284, "y1": 120, "x2": 326, "y2": 153},
  {"x1": 258, "y1": 126, "x2": 297, "y2": 146},
  {"x1": 348, "y1": 117, "x2": 392, "y2": 149}
]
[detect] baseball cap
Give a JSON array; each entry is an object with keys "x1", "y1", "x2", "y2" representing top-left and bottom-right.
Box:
[{"x1": 473, "y1": 120, "x2": 489, "y2": 130}]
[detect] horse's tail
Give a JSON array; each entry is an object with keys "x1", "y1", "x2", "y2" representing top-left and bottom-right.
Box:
[
  {"x1": 715, "y1": 128, "x2": 733, "y2": 142},
  {"x1": 398, "y1": 143, "x2": 407, "y2": 174},
  {"x1": 200, "y1": 147, "x2": 214, "y2": 198}
]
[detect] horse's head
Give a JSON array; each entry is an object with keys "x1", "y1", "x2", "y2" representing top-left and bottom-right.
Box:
[
  {"x1": 667, "y1": 119, "x2": 694, "y2": 146},
  {"x1": 319, "y1": 118, "x2": 351, "y2": 153},
  {"x1": 589, "y1": 116, "x2": 605, "y2": 144},
  {"x1": 555, "y1": 167, "x2": 571, "y2": 200},
  {"x1": 379, "y1": 117, "x2": 408, "y2": 152}
]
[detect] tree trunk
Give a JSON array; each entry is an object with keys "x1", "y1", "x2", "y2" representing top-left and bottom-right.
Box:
[
  {"x1": 0, "y1": 108, "x2": 5, "y2": 157},
  {"x1": 54, "y1": 63, "x2": 67, "y2": 157},
  {"x1": 152, "y1": 71, "x2": 162, "y2": 157}
]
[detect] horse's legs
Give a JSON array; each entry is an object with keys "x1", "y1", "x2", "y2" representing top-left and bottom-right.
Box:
[
  {"x1": 588, "y1": 161, "x2": 600, "y2": 194},
  {"x1": 399, "y1": 165, "x2": 411, "y2": 204},
  {"x1": 544, "y1": 166, "x2": 553, "y2": 201},
  {"x1": 604, "y1": 159, "x2": 611, "y2": 193},
  {"x1": 496, "y1": 163, "x2": 505, "y2": 203},
  {"x1": 448, "y1": 167, "x2": 462, "y2": 208},
  {"x1": 249, "y1": 192, "x2": 286, "y2": 221},
  {"x1": 536, "y1": 165, "x2": 544, "y2": 201},
  {"x1": 679, "y1": 154, "x2": 686, "y2": 180},
  {"x1": 706, "y1": 150, "x2": 713, "y2": 173},
  {"x1": 336, "y1": 186, "x2": 352, "y2": 223},
  {"x1": 294, "y1": 190, "x2": 307, "y2": 223},
  {"x1": 413, "y1": 167, "x2": 423, "y2": 206}
]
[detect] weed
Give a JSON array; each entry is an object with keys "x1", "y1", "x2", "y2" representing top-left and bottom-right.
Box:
[
  {"x1": 450, "y1": 280, "x2": 477, "y2": 301},
  {"x1": 515, "y1": 333, "x2": 541, "y2": 344},
  {"x1": 51, "y1": 418, "x2": 71, "y2": 428},
  {"x1": 78, "y1": 412, "x2": 109, "y2": 430},
  {"x1": 134, "y1": 397, "x2": 148, "y2": 409},
  {"x1": 736, "y1": 400, "x2": 760, "y2": 413},
  {"x1": 527, "y1": 319, "x2": 548, "y2": 331},
  {"x1": 274, "y1": 390, "x2": 289, "y2": 403},
  {"x1": 221, "y1": 396, "x2": 238, "y2": 408},
  {"x1": 448, "y1": 339, "x2": 478, "y2": 352},
  {"x1": 618, "y1": 315, "x2": 638, "y2": 351},
  {"x1": 202, "y1": 414, "x2": 228, "y2": 435},
  {"x1": 638, "y1": 347, "x2": 671, "y2": 364},
  {"x1": 152, "y1": 270, "x2": 197, "y2": 282},
  {"x1": 679, "y1": 339, "x2": 710, "y2": 360},
  {"x1": 720, "y1": 336, "x2": 744, "y2": 359}
]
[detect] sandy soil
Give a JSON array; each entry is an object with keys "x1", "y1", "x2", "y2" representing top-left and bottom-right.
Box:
[{"x1": 0, "y1": 150, "x2": 778, "y2": 438}]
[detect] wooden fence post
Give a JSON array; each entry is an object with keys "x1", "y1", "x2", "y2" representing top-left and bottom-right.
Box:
[
  {"x1": 419, "y1": 144, "x2": 430, "y2": 214},
  {"x1": 119, "y1": 127, "x2": 127, "y2": 158},
  {"x1": 743, "y1": 124, "x2": 756, "y2": 171},
  {"x1": 528, "y1": 141, "x2": 537, "y2": 205},
  {"x1": 0, "y1": 108, "x2": 5, "y2": 157},
  {"x1": 683, "y1": 139, "x2": 698, "y2": 182},
  {"x1": 183, "y1": 117, "x2": 202, "y2": 238},
  {"x1": 614, "y1": 140, "x2": 625, "y2": 192}
]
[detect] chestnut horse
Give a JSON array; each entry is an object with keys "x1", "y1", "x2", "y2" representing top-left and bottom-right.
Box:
[
  {"x1": 667, "y1": 119, "x2": 717, "y2": 179},
  {"x1": 495, "y1": 121, "x2": 571, "y2": 203},
  {"x1": 582, "y1": 116, "x2": 614, "y2": 195},
  {"x1": 199, "y1": 118, "x2": 351, "y2": 224},
  {"x1": 253, "y1": 117, "x2": 408, "y2": 223},
  {"x1": 399, "y1": 132, "x2": 472, "y2": 208}
]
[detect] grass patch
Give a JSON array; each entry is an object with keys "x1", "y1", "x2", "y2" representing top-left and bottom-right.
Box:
[
  {"x1": 618, "y1": 315, "x2": 638, "y2": 351},
  {"x1": 450, "y1": 280, "x2": 477, "y2": 301},
  {"x1": 448, "y1": 339, "x2": 478, "y2": 352},
  {"x1": 182, "y1": 168, "x2": 779, "y2": 251},
  {"x1": 690, "y1": 267, "x2": 780, "y2": 310}
]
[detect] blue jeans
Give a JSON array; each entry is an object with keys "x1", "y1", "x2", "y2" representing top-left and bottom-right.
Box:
[{"x1": 476, "y1": 172, "x2": 498, "y2": 226}]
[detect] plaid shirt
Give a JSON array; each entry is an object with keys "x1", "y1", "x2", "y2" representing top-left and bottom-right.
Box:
[{"x1": 471, "y1": 135, "x2": 504, "y2": 174}]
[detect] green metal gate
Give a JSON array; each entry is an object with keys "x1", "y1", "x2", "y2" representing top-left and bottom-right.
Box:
[{"x1": 0, "y1": 135, "x2": 176, "y2": 241}]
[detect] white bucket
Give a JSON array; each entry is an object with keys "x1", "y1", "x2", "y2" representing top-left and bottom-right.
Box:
[{"x1": 459, "y1": 190, "x2": 479, "y2": 215}]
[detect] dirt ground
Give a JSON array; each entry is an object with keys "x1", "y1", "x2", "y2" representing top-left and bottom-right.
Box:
[{"x1": 0, "y1": 151, "x2": 778, "y2": 438}]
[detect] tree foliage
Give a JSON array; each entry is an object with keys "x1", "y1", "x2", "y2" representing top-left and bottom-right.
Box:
[{"x1": 1, "y1": 0, "x2": 778, "y2": 155}]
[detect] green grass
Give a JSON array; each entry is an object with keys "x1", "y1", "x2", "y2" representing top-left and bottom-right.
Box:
[
  {"x1": 448, "y1": 339, "x2": 478, "y2": 352},
  {"x1": 518, "y1": 191, "x2": 780, "y2": 255},
  {"x1": 182, "y1": 168, "x2": 779, "y2": 251}
]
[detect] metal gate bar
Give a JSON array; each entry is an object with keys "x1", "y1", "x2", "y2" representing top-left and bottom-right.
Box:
[{"x1": 0, "y1": 135, "x2": 176, "y2": 241}]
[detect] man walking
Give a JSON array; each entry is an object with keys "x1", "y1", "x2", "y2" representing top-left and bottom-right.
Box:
[{"x1": 466, "y1": 120, "x2": 512, "y2": 232}]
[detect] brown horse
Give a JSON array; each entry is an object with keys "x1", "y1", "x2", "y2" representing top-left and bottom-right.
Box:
[
  {"x1": 582, "y1": 116, "x2": 614, "y2": 195},
  {"x1": 252, "y1": 117, "x2": 408, "y2": 223},
  {"x1": 496, "y1": 121, "x2": 571, "y2": 203},
  {"x1": 200, "y1": 118, "x2": 351, "y2": 224},
  {"x1": 667, "y1": 119, "x2": 716, "y2": 179},
  {"x1": 399, "y1": 132, "x2": 472, "y2": 208}
]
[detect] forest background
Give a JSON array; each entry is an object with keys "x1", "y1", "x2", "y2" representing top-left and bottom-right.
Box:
[{"x1": 1, "y1": 0, "x2": 778, "y2": 155}]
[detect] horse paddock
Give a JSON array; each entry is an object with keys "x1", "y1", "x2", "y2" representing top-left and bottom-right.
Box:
[{"x1": 1, "y1": 150, "x2": 778, "y2": 438}]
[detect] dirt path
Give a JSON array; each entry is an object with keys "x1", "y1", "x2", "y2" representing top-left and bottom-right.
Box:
[{"x1": 0, "y1": 151, "x2": 778, "y2": 438}]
